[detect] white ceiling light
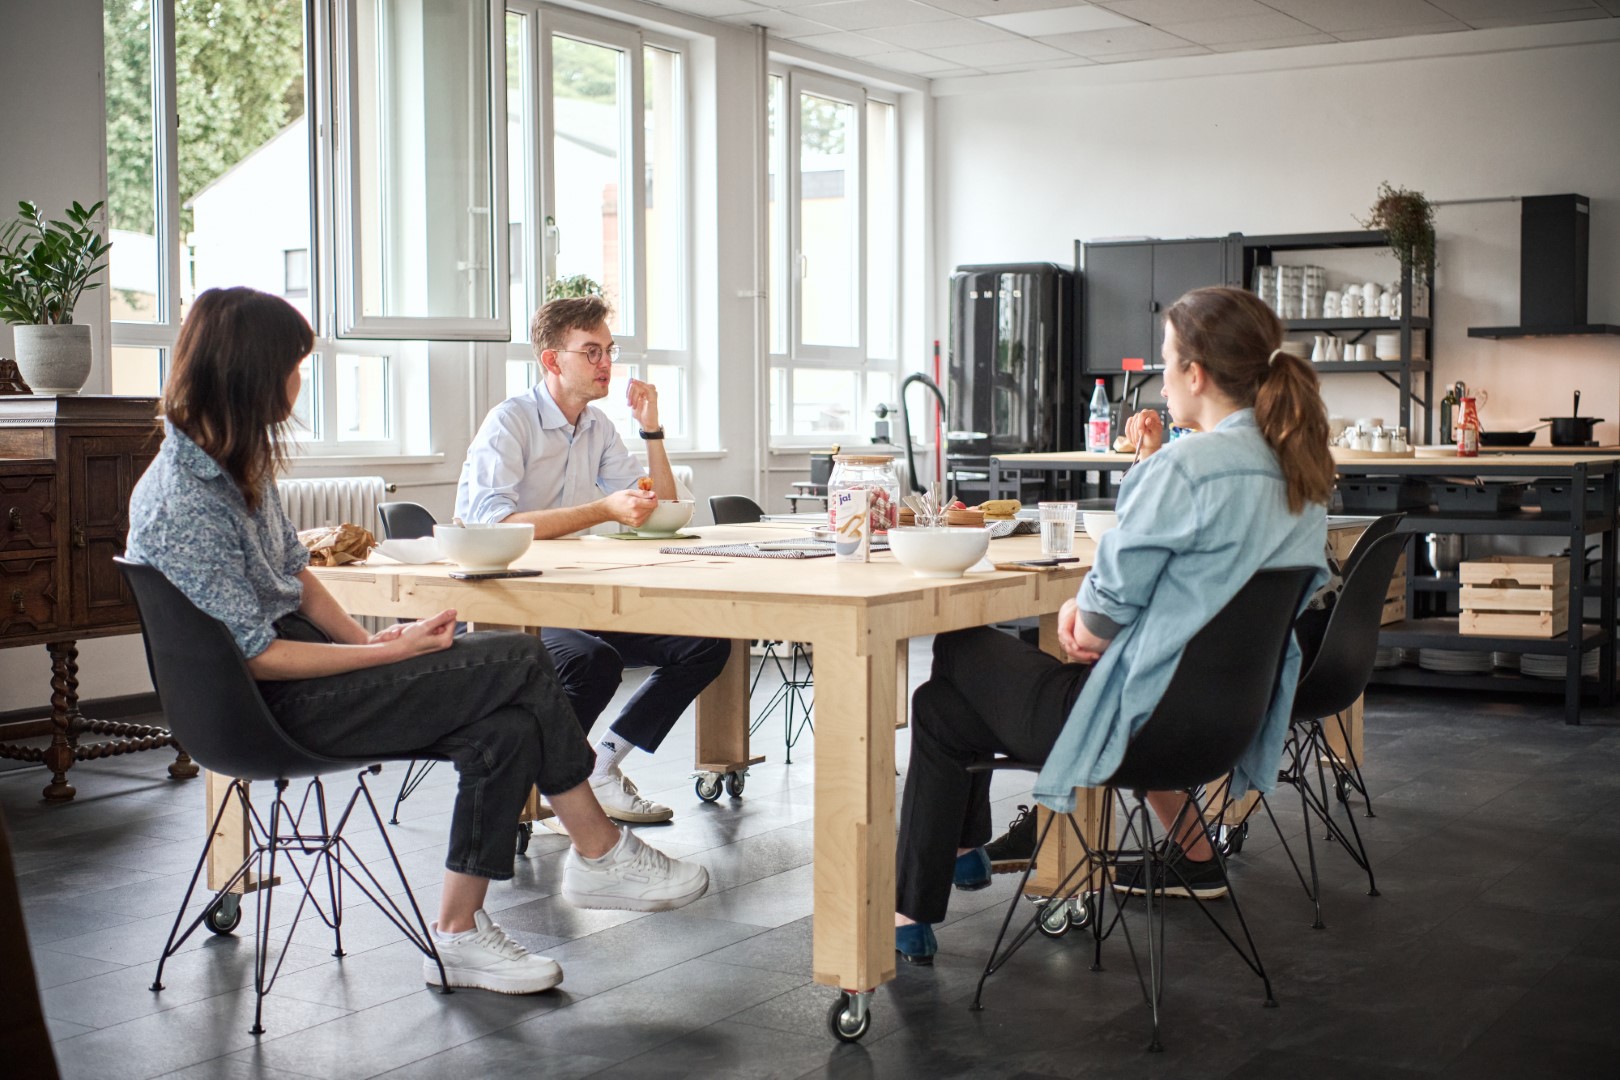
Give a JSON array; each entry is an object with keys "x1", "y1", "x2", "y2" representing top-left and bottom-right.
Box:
[{"x1": 979, "y1": 5, "x2": 1142, "y2": 36}]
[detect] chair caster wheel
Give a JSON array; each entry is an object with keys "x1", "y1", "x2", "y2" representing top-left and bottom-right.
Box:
[
  {"x1": 204, "y1": 894, "x2": 242, "y2": 936},
  {"x1": 694, "y1": 774, "x2": 723, "y2": 802},
  {"x1": 828, "y1": 990, "x2": 872, "y2": 1042}
]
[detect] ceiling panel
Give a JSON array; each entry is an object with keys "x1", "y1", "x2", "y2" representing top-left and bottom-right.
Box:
[
  {"x1": 1429, "y1": 0, "x2": 1602, "y2": 18},
  {"x1": 791, "y1": 30, "x2": 899, "y2": 56},
  {"x1": 1263, "y1": 0, "x2": 1460, "y2": 33},
  {"x1": 1098, "y1": 0, "x2": 1272, "y2": 21},
  {"x1": 1041, "y1": 24, "x2": 1195, "y2": 55},
  {"x1": 1206, "y1": 31, "x2": 1339, "y2": 50},
  {"x1": 1467, "y1": 8, "x2": 1611, "y2": 23},
  {"x1": 1333, "y1": 20, "x2": 1470, "y2": 40},
  {"x1": 647, "y1": 0, "x2": 767, "y2": 17},
  {"x1": 919, "y1": 0, "x2": 1093, "y2": 16},
  {"x1": 862, "y1": 19, "x2": 1022, "y2": 48},
  {"x1": 799, "y1": 0, "x2": 957, "y2": 31},
  {"x1": 979, "y1": 7, "x2": 1140, "y2": 35},
  {"x1": 1161, "y1": 11, "x2": 1325, "y2": 44},
  {"x1": 716, "y1": 8, "x2": 835, "y2": 35},
  {"x1": 924, "y1": 37, "x2": 1078, "y2": 65}
]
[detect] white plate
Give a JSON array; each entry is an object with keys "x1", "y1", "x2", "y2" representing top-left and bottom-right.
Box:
[{"x1": 373, "y1": 538, "x2": 443, "y2": 564}]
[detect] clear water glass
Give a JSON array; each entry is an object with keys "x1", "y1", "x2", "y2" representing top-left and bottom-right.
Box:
[{"x1": 1039, "y1": 502, "x2": 1077, "y2": 556}]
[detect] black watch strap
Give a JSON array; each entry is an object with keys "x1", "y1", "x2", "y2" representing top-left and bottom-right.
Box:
[{"x1": 639, "y1": 428, "x2": 665, "y2": 440}]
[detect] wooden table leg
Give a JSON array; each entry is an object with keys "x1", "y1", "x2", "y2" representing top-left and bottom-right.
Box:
[
  {"x1": 811, "y1": 612, "x2": 897, "y2": 993},
  {"x1": 41, "y1": 641, "x2": 81, "y2": 801},
  {"x1": 694, "y1": 638, "x2": 763, "y2": 774}
]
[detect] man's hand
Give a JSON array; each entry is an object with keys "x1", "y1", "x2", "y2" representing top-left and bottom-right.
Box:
[
  {"x1": 1124, "y1": 410, "x2": 1164, "y2": 459},
  {"x1": 1056, "y1": 598, "x2": 1110, "y2": 664},
  {"x1": 372, "y1": 609, "x2": 458, "y2": 658},
  {"x1": 602, "y1": 488, "x2": 658, "y2": 527},
  {"x1": 627, "y1": 378, "x2": 660, "y2": 432}
]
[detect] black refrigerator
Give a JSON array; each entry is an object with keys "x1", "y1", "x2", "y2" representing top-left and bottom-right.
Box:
[{"x1": 946, "y1": 262, "x2": 1076, "y2": 502}]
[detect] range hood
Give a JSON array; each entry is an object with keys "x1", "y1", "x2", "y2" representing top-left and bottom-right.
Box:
[{"x1": 1468, "y1": 194, "x2": 1620, "y2": 338}]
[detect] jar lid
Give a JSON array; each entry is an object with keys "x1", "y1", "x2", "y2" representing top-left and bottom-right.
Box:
[{"x1": 833, "y1": 454, "x2": 895, "y2": 465}]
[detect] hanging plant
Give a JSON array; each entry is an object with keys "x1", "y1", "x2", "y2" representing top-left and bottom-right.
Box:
[{"x1": 1361, "y1": 182, "x2": 1436, "y2": 274}]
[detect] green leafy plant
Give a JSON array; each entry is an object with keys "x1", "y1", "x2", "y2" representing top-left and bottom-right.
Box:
[
  {"x1": 0, "y1": 201, "x2": 113, "y2": 325},
  {"x1": 545, "y1": 273, "x2": 604, "y2": 300},
  {"x1": 1361, "y1": 182, "x2": 1436, "y2": 274}
]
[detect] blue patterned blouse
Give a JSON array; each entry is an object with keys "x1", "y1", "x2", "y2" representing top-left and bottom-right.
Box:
[{"x1": 126, "y1": 421, "x2": 308, "y2": 658}]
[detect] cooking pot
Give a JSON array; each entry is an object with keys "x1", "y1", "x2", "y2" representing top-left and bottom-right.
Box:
[{"x1": 1542, "y1": 416, "x2": 1603, "y2": 446}]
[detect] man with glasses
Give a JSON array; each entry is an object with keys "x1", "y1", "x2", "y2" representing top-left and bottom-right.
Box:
[{"x1": 455, "y1": 296, "x2": 728, "y2": 824}]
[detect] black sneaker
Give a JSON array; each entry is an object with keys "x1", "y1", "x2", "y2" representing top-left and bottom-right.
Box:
[
  {"x1": 984, "y1": 805, "x2": 1038, "y2": 874},
  {"x1": 1110, "y1": 850, "x2": 1229, "y2": 900}
]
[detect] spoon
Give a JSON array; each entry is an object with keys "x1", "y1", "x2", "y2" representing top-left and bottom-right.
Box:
[{"x1": 1574, "y1": 389, "x2": 1581, "y2": 419}]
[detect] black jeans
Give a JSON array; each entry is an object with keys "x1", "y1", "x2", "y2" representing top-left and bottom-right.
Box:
[
  {"x1": 258, "y1": 616, "x2": 593, "y2": 881},
  {"x1": 540, "y1": 629, "x2": 730, "y2": 753},
  {"x1": 896, "y1": 627, "x2": 1090, "y2": 924}
]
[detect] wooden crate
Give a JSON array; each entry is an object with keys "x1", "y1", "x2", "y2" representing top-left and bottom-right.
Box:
[{"x1": 1459, "y1": 557, "x2": 1570, "y2": 638}]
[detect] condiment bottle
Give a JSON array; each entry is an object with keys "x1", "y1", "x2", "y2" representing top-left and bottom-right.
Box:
[{"x1": 1457, "y1": 397, "x2": 1481, "y2": 458}]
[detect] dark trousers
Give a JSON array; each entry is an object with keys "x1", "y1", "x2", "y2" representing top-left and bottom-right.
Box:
[
  {"x1": 259, "y1": 619, "x2": 593, "y2": 881},
  {"x1": 897, "y1": 627, "x2": 1090, "y2": 924},
  {"x1": 540, "y1": 629, "x2": 730, "y2": 753}
]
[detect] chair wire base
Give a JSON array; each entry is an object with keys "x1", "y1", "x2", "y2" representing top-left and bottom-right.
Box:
[
  {"x1": 389, "y1": 758, "x2": 439, "y2": 824},
  {"x1": 150, "y1": 766, "x2": 448, "y2": 1035},
  {"x1": 749, "y1": 642, "x2": 814, "y2": 764}
]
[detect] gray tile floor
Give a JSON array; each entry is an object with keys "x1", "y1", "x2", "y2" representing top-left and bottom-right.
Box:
[{"x1": 6, "y1": 639, "x2": 1620, "y2": 1079}]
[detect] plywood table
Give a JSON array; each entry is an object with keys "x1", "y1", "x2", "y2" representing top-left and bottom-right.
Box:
[{"x1": 302, "y1": 523, "x2": 1092, "y2": 1030}]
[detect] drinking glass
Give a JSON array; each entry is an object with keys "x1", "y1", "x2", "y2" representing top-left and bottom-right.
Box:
[{"x1": 1038, "y1": 502, "x2": 1077, "y2": 557}]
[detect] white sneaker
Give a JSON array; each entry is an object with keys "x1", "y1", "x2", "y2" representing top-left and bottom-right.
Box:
[
  {"x1": 424, "y1": 910, "x2": 563, "y2": 994},
  {"x1": 591, "y1": 768, "x2": 674, "y2": 824},
  {"x1": 563, "y1": 827, "x2": 709, "y2": 912}
]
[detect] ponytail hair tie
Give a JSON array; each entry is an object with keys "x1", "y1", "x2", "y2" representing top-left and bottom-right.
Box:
[{"x1": 1268, "y1": 348, "x2": 1284, "y2": 368}]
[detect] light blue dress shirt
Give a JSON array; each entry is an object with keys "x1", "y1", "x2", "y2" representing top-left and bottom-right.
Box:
[
  {"x1": 455, "y1": 381, "x2": 647, "y2": 528},
  {"x1": 126, "y1": 422, "x2": 309, "y2": 658},
  {"x1": 1033, "y1": 409, "x2": 1329, "y2": 811}
]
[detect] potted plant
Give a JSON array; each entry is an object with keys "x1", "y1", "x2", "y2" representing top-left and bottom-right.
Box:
[
  {"x1": 0, "y1": 200, "x2": 112, "y2": 395},
  {"x1": 1362, "y1": 182, "x2": 1436, "y2": 276},
  {"x1": 544, "y1": 273, "x2": 603, "y2": 300}
]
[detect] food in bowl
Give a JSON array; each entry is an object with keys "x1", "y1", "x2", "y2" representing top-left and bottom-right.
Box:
[
  {"x1": 632, "y1": 499, "x2": 696, "y2": 536},
  {"x1": 1081, "y1": 511, "x2": 1118, "y2": 542},
  {"x1": 885, "y1": 526, "x2": 991, "y2": 579},
  {"x1": 432, "y1": 522, "x2": 534, "y2": 571}
]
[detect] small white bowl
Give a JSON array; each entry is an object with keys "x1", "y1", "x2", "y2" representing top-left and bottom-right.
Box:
[
  {"x1": 432, "y1": 522, "x2": 535, "y2": 571},
  {"x1": 886, "y1": 526, "x2": 991, "y2": 579},
  {"x1": 1082, "y1": 511, "x2": 1118, "y2": 542},
  {"x1": 632, "y1": 499, "x2": 696, "y2": 536}
]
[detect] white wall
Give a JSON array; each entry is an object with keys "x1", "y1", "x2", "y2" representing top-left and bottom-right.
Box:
[{"x1": 932, "y1": 24, "x2": 1620, "y2": 443}]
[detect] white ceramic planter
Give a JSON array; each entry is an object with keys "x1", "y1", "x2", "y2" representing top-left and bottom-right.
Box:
[{"x1": 13, "y1": 323, "x2": 92, "y2": 395}]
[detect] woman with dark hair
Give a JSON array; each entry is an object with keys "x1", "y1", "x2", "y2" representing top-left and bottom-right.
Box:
[
  {"x1": 893, "y1": 286, "x2": 1333, "y2": 963},
  {"x1": 127, "y1": 287, "x2": 707, "y2": 996}
]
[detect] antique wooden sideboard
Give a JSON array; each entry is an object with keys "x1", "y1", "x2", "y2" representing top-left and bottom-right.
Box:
[{"x1": 0, "y1": 395, "x2": 195, "y2": 800}]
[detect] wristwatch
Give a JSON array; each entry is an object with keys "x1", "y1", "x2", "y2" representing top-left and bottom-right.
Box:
[{"x1": 638, "y1": 427, "x2": 665, "y2": 440}]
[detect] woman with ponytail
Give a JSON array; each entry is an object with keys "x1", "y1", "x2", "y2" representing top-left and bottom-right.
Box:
[{"x1": 892, "y1": 286, "x2": 1330, "y2": 965}]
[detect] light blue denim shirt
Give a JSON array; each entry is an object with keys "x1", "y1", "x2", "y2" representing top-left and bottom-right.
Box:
[
  {"x1": 126, "y1": 422, "x2": 308, "y2": 659},
  {"x1": 1032, "y1": 409, "x2": 1328, "y2": 811},
  {"x1": 455, "y1": 380, "x2": 646, "y2": 527}
]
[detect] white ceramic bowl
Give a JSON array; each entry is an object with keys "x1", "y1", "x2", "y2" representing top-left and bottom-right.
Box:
[
  {"x1": 885, "y1": 526, "x2": 991, "y2": 579},
  {"x1": 432, "y1": 522, "x2": 534, "y2": 571},
  {"x1": 633, "y1": 499, "x2": 696, "y2": 536},
  {"x1": 1082, "y1": 511, "x2": 1118, "y2": 542},
  {"x1": 373, "y1": 538, "x2": 442, "y2": 564}
]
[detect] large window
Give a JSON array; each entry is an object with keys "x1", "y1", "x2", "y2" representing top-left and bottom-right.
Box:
[
  {"x1": 768, "y1": 69, "x2": 900, "y2": 442},
  {"x1": 104, "y1": 0, "x2": 449, "y2": 455},
  {"x1": 503, "y1": 5, "x2": 691, "y2": 446}
]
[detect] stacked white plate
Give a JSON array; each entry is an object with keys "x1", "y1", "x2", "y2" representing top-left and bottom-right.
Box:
[
  {"x1": 1417, "y1": 648, "x2": 1495, "y2": 674},
  {"x1": 1520, "y1": 652, "x2": 1601, "y2": 680},
  {"x1": 1373, "y1": 646, "x2": 1403, "y2": 670}
]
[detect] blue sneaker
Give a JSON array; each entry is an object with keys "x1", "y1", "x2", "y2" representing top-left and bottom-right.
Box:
[
  {"x1": 953, "y1": 847, "x2": 991, "y2": 892},
  {"x1": 895, "y1": 922, "x2": 937, "y2": 965}
]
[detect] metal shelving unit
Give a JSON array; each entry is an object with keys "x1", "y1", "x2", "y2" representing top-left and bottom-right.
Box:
[{"x1": 1231, "y1": 230, "x2": 1435, "y2": 443}]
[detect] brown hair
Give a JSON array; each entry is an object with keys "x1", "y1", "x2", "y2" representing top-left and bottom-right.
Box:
[
  {"x1": 162, "y1": 287, "x2": 314, "y2": 512},
  {"x1": 530, "y1": 295, "x2": 613, "y2": 357},
  {"x1": 1165, "y1": 286, "x2": 1334, "y2": 513}
]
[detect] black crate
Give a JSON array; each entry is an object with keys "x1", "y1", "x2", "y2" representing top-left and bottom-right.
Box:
[
  {"x1": 1433, "y1": 481, "x2": 1526, "y2": 512},
  {"x1": 1532, "y1": 479, "x2": 1612, "y2": 515},
  {"x1": 1338, "y1": 477, "x2": 1431, "y2": 514}
]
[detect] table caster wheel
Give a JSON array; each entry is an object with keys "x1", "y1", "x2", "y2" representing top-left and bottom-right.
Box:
[
  {"x1": 1037, "y1": 898, "x2": 1072, "y2": 938},
  {"x1": 694, "y1": 774, "x2": 723, "y2": 802},
  {"x1": 828, "y1": 990, "x2": 872, "y2": 1042},
  {"x1": 205, "y1": 893, "x2": 242, "y2": 936},
  {"x1": 1219, "y1": 821, "x2": 1248, "y2": 857},
  {"x1": 516, "y1": 821, "x2": 533, "y2": 855},
  {"x1": 724, "y1": 770, "x2": 746, "y2": 799},
  {"x1": 1068, "y1": 893, "x2": 1093, "y2": 931}
]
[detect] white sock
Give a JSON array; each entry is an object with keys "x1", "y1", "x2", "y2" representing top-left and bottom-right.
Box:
[
  {"x1": 593, "y1": 735, "x2": 634, "y2": 777},
  {"x1": 434, "y1": 919, "x2": 478, "y2": 942},
  {"x1": 579, "y1": 826, "x2": 630, "y2": 865}
]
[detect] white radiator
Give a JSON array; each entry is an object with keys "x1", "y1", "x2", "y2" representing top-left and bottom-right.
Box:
[{"x1": 275, "y1": 476, "x2": 390, "y2": 533}]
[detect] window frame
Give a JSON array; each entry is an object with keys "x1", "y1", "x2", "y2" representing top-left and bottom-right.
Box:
[
  {"x1": 767, "y1": 63, "x2": 903, "y2": 448},
  {"x1": 500, "y1": 3, "x2": 694, "y2": 450},
  {"x1": 328, "y1": 0, "x2": 511, "y2": 341}
]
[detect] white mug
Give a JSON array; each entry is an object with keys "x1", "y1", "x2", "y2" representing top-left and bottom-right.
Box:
[
  {"x1": 1323, "y1": 290, "x2": 1341, "y2": 318},
  {"x1": 1341, "y1": 292, "x2": 1362, "y2": 318}
]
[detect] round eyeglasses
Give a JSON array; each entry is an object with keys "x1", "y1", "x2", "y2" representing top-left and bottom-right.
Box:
[{"x1": 558, "y1": 344, "x2": 620, "y2": 366}]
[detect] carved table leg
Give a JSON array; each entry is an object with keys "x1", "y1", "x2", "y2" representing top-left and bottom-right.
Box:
[
  {"x1": 169, "y1": 744, "x2": 200, "y2": 779},
  {"x1": 42, "y1": 640, "x2": 80, "y2": 801}
]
